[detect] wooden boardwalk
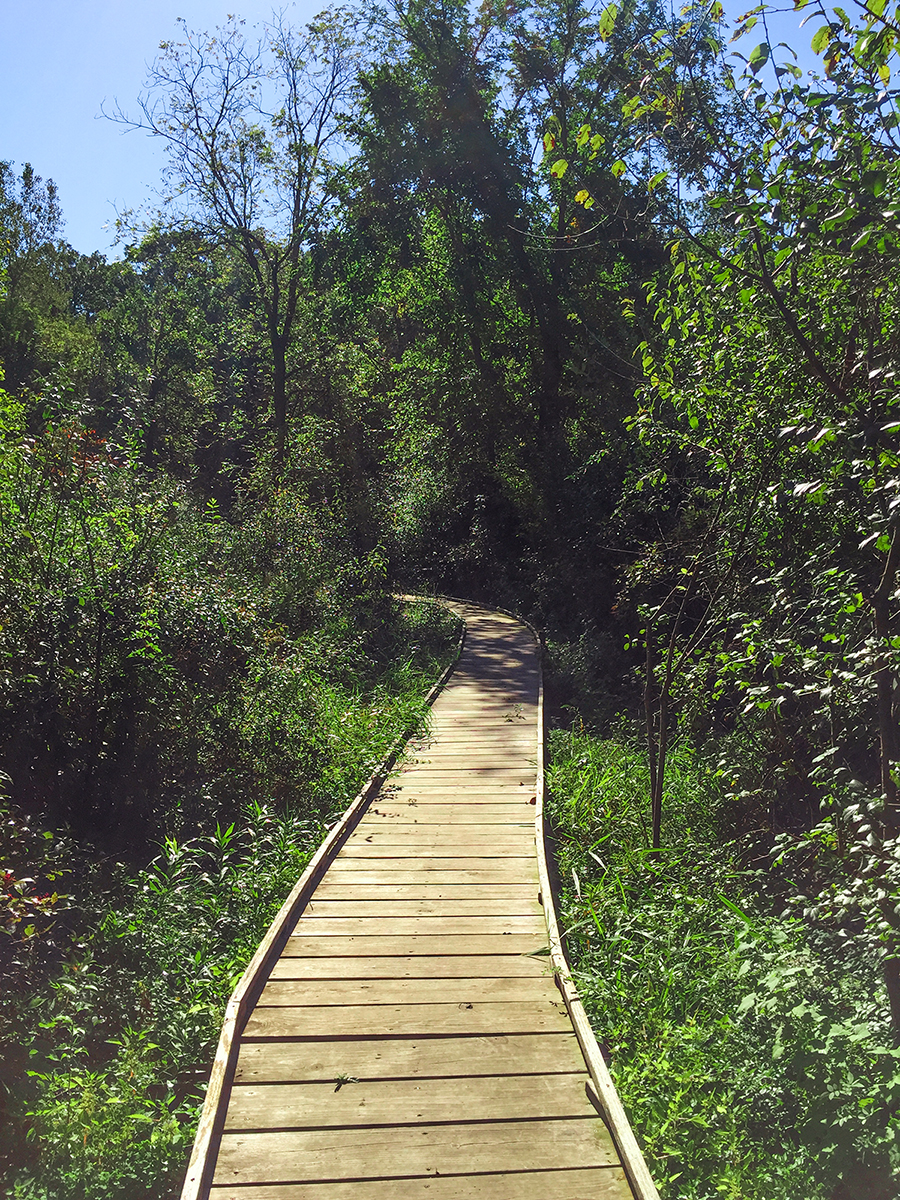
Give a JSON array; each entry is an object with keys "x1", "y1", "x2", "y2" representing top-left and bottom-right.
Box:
[{"x1": 184, "y1": 601, "x2": 656, "y2": 1200}]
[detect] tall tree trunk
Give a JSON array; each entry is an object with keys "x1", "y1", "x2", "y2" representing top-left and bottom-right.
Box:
[{"x1": 273, "y1": 337, "x2": 288, "y2": 475}]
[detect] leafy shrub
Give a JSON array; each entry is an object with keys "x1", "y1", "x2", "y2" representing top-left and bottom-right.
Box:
[{"x1": 546, "y1": 727, "x2": 900, "y2": 1200}]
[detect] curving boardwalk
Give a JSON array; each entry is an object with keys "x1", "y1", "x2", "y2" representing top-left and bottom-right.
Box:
[{"x1": 184, "y1": 601, "x2": 653, "y2": 1200}]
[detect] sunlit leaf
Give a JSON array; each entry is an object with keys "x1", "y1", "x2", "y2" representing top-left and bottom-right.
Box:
[
  {"x1": 811, "y1": 24, "x2": 831, "y2": 52},
  {"x1": 748, "y1": 41, "x2": 770, "y2": 72},
  {"x1": 599, "y1": 2, "x2": 619, "y2": 41}
]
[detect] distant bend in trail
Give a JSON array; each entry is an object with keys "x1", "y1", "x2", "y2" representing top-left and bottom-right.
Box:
[{"x1": 182, "y1": 599, "x2": 659, "y2": 1200}]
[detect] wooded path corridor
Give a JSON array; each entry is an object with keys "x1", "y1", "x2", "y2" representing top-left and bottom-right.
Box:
[{"x1": 190, "y1": 602, "x2": 639, "y2": 1199}]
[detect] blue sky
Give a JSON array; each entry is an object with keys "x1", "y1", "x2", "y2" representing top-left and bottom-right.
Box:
[
  {"x1": 1, "y1": 1, "x2": 323, "y2": 256},
  {"x1": 2, "y1": 1, "x2": 816, "y2": 259}
]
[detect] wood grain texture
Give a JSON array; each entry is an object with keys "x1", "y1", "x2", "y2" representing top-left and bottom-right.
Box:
[
  {"x1": 212, "y1": 1117, "x2": 619, "y2": 1185},
  {"x1": 208, "y1": 1166, "x2": 631, "y2": 1199},
  {"x1": 282, "y1": 934, "x2": 547, "y2": 955},
  {"x1": 256, "y1": 976, "x2": 557, "y2": 1007},
  {"x1": 288, "y1": 916, "x2": 546, "y2": 936},
  {"x1": 224, "y1": 1073, "x2": 596, "y2": 1130},
  {"x1": 336, "y1": 845, "x2": 534, "y2": 859},
  {"x1": 269, "y1": 955, "x2": 552, "y2": 980},
  {"x1": 309, "y1": 883, "x2": 539, "y2": 899},
  {"x1": 243, "y1": 999, "x2": 572, "y2": 1039},
  {"x1": 232, "y1": 1032, "x2": 588, "y2": 1082},
  {"x1": 302, "y1": 899, "x2": 543, "y2": 917}
]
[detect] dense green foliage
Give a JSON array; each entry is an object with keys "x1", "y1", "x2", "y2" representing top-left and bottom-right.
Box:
[
  {"x1": 4, "y1": 0, "x2": 900, "y2": 1193},
  {"x1": 547, "y1": 728, "x2": 900, "y2": 1200}
]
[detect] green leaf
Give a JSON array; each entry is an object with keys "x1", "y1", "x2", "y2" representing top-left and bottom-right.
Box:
[
  {"x1": 598, "y1": 2, "x2": 619, "y2": 41},
  {"x1": 748, "y1": 42, "x2": 770, "y2": 72},
  {"x1": 550, "y1": 159, "x2": 569, "y2": 178},
  {"x1": 648, "y1": 170, "x2": 669, "y2": 191},
  {"x1": 575, "y1": 124, "x2": 592, "y2": 149},
  {"x1": 611, "y1": 159, "x2": 627, "y2": 179},
  {"x1": 811, "y1": 24, "x2": 832, "y2": 53}
]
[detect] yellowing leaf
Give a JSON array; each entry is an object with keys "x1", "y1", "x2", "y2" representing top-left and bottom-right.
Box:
[
  {"x1": 599, "y1": 2, "x2": 619, "y2": 40},
  {"x1": 550, "y1": 159, "x2": 569, "y2": 178},
  {"x1": 811, "y1": 24, "x2": 831, "y2": 53}
]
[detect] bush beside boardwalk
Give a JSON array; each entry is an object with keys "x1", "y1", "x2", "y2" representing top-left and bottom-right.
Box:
[{"x1": 0, "y1": 491, "x2": 458, "y2": 1200}]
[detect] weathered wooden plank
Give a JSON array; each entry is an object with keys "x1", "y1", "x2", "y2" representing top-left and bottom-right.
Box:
[
  {"x1": 224, "y1": 1073, "x2": 595, "y2": 1130},
  {"x1": 320, "y1": 869, "x2": 539, "y2": 886},
  {"x1": 309, "y1": 883, "x2": 538, "y2": 900},
  {"x1": 337, "y1": 846, "x2": 533, "y2": 860},
  {"x1": 324, "y1": 864, "x2": 535, "y2": 883},
  {"x1": 303, "y1": 899, "x2": 542, "y2": 917},
  {"x1": 343, "y1": 827, "x2": 533, "y2": 844},
  {"x1": 243, "y1": 1000, "x2": 571, "y2": 1039},
  {"x1": 212, "y1": 1117, "x2": 619, "y2": 1185},
  {"x1": 329, "y1": 855, "x2": 536, "y2": 870},
  {"x1": 378, "y1": 789, "x2": 536, "y2": 800},
  {"x1": 270, "y1": 955, "x2": 550, "y2": 980},
  {"x1": 283, "y1": 934, "x2": 546, "y2": 956},
  {"x1": 404, "y1": 754, "x2": 533, "y2": 764},
  {"x1": 257, "y1": 976, "x2": 556, "y2": 1008},
  {"x1": 289, "y1": 916, "x2": 545, "y2": 936},
  {"x1": 360, "y1": 806, "x2": 533, "y2": 823},
  {"x1": 394, "y1": 769, "x2": 532, "y2": 780},
  {"x1": 233, "y1": 1032, "x2": 588, "y2": 1083},
  {"x1": 209, "y1": 1165, "x2": 631, "y2": 1199},
  {"x1": 414, "y1": 735, "x2": 533, "y2": 743}
]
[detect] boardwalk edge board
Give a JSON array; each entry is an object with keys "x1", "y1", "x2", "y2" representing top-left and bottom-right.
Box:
[{"x1": 179, "y1": 602, "x2": 464, "y2": 1200}]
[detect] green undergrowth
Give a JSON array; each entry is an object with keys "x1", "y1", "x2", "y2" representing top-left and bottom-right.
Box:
[
  {"x1": 546, "y1": 727, "x2": 900, "y2": 1200},
  {"x1": 2, "y1": 598, "x2": 459, "y2": 1200}
]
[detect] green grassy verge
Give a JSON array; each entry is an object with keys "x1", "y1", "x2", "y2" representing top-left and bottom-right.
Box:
[{"x1": 545, "y1": 728, "x2": 900, "y2": 1200}]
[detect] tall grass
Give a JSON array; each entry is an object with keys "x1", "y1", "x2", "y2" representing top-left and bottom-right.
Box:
[{"x1": 546, "y1": 728, "x2": 900, "y2": 1200}]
